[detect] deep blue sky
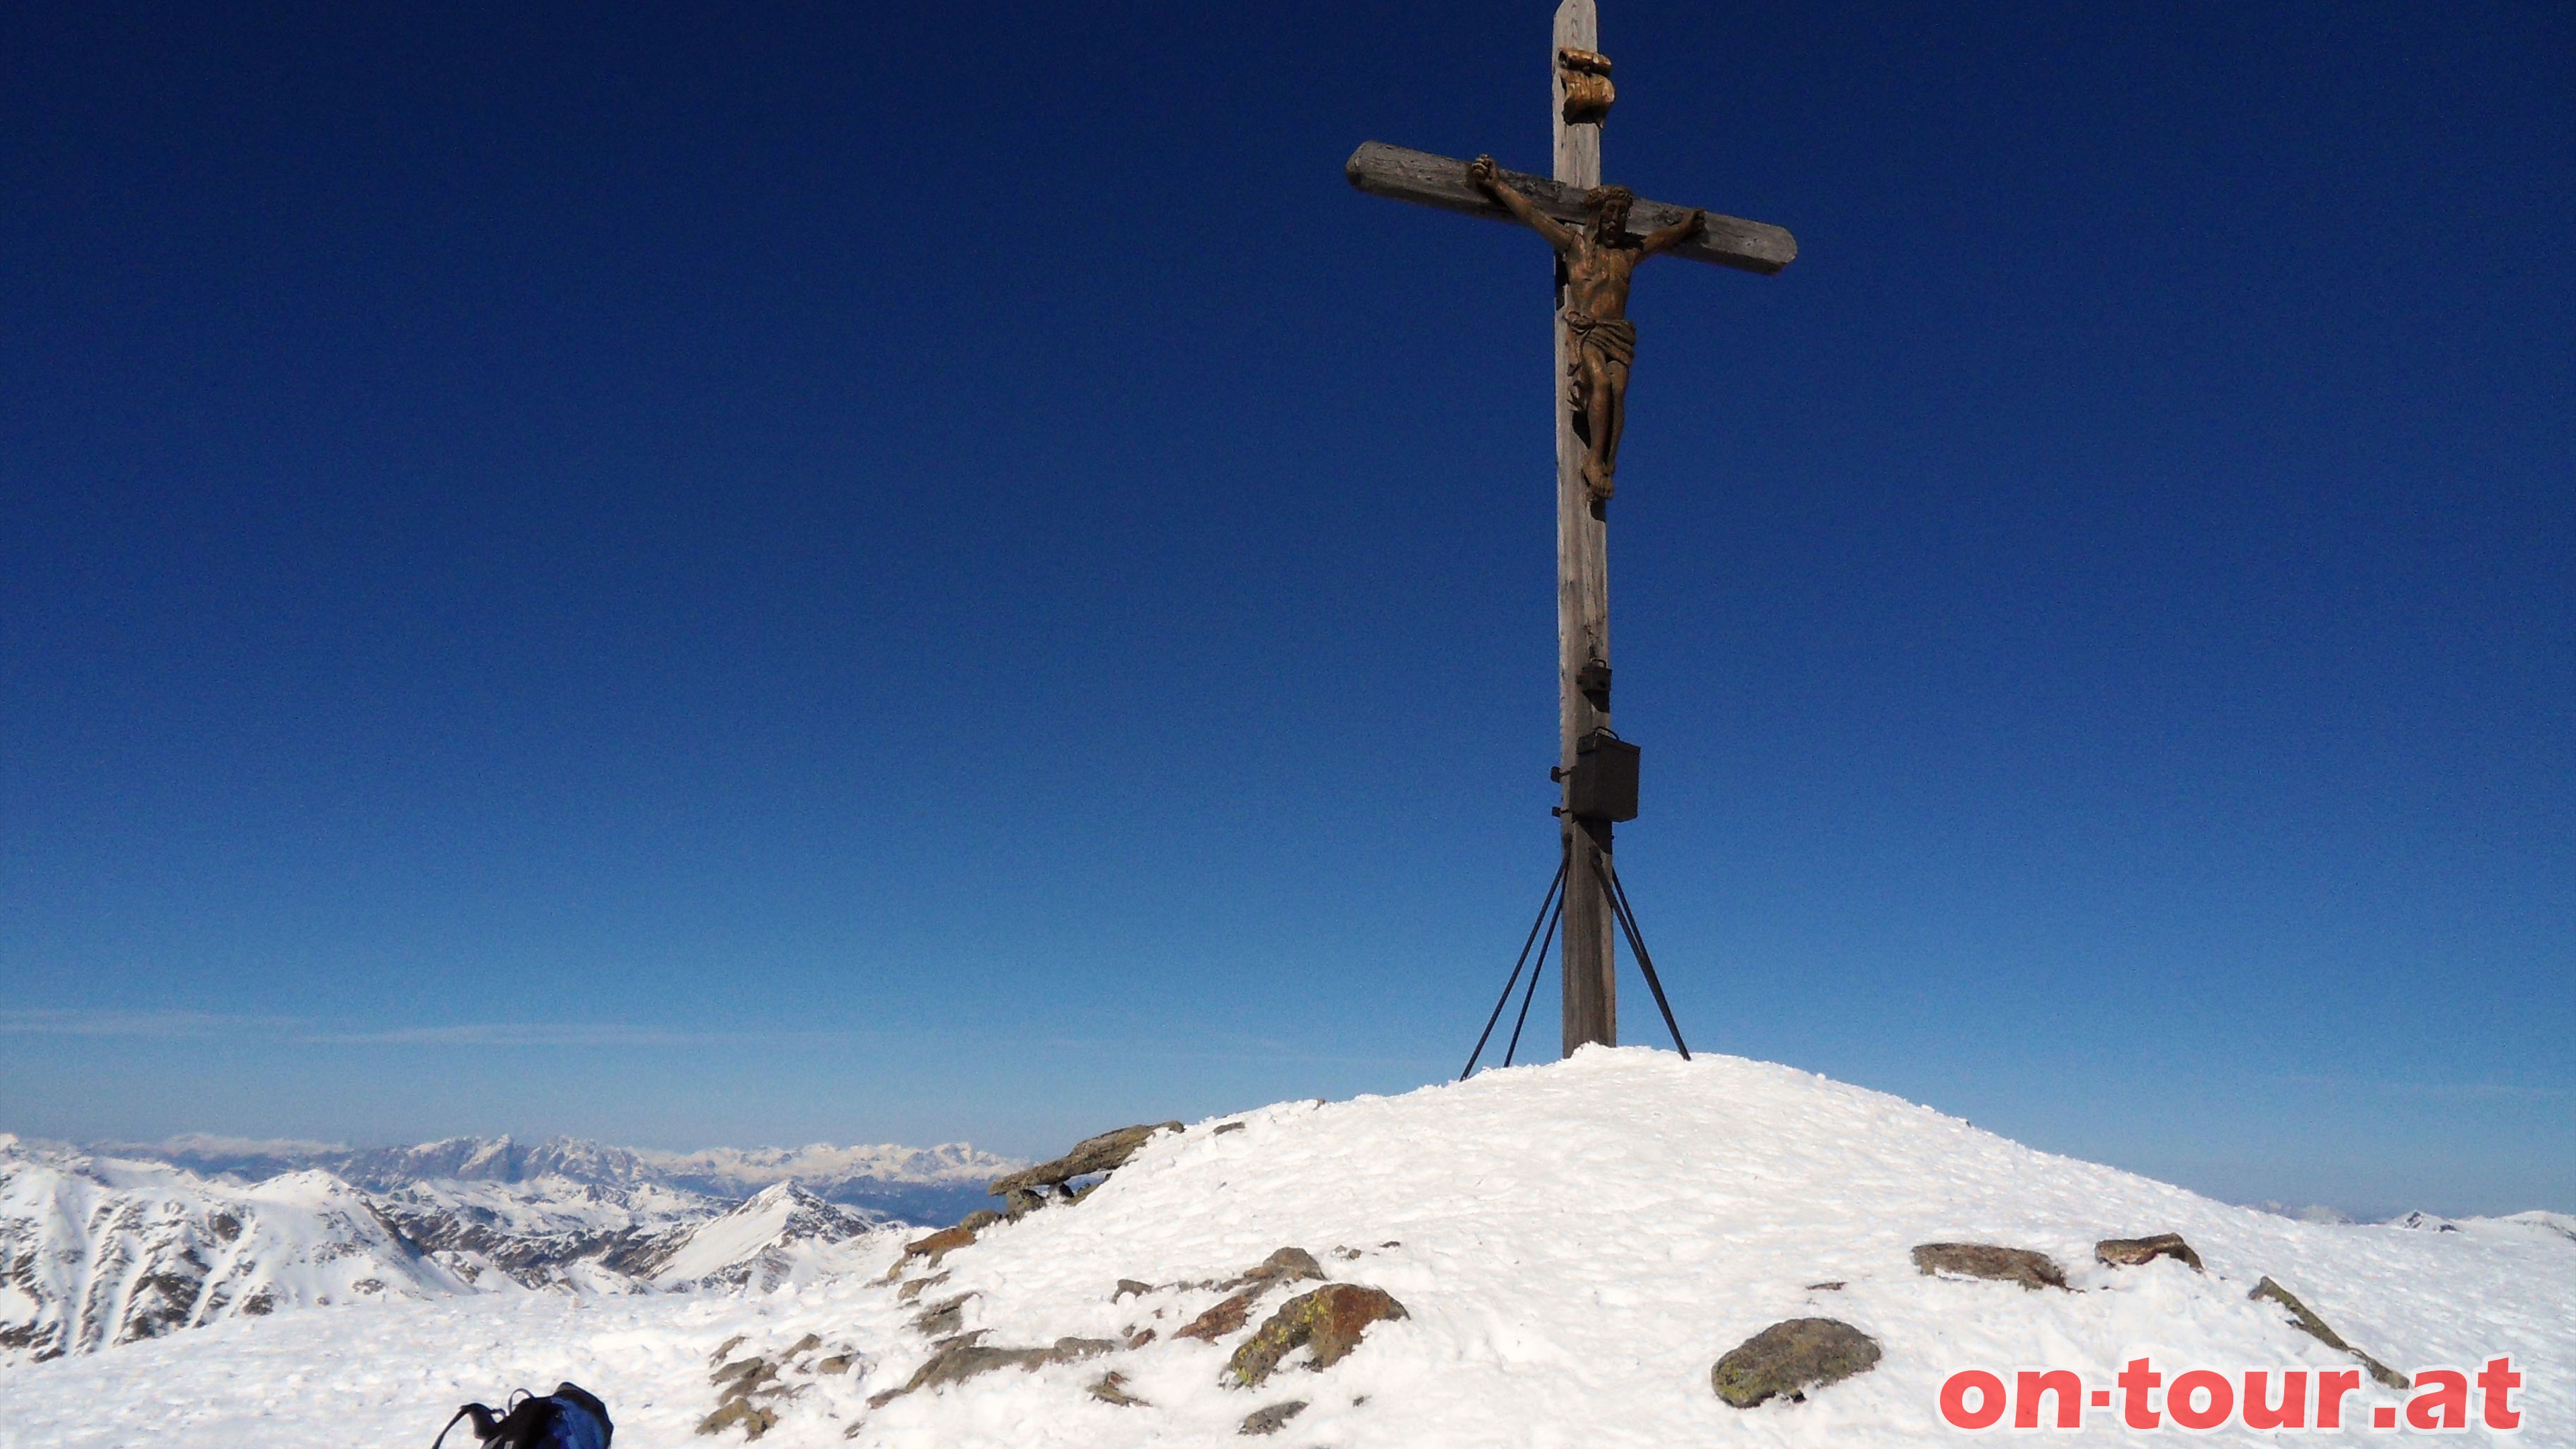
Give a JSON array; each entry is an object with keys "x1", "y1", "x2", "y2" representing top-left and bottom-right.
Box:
[{"x1": 3, "y1": 2, "x2": 2567, "y2": 1216}]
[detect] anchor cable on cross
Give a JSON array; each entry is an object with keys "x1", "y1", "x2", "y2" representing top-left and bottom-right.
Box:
[{"x1": 1346, "y1": 0, "x2": 1796, "y2": 1062}]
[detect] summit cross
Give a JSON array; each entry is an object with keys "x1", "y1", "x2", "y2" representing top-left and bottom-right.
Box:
[{"x1": 1346, "y1": 0, "x2": 1796, "y2": 1057}]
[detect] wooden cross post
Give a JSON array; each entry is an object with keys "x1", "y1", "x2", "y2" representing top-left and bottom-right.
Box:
[{"x1": 1346, "y1": 0, "x2": 1795, "y2": 1057}]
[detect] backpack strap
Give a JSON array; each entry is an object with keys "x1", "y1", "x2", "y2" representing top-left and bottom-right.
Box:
[{"x1": 430, "y1": 1404, "x2": 501, "y2": 1449}]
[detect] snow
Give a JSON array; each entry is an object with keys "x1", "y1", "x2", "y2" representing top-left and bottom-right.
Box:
[{"x1": 3, "y1": 1048, "x2": 2568, "y2": 1446}]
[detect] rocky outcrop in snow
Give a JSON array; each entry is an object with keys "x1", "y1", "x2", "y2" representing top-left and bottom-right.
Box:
[{"x1": 2094, "y1": 1230, "x2": 2204, "y2": 1269}]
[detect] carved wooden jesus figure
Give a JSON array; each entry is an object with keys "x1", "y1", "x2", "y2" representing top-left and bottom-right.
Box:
[{"x1": 1469, "y1": 154, "x2": 1705, "y2": 500}]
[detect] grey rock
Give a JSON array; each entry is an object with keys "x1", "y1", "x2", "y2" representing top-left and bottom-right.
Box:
[
  {"x1": 1911, "y1": 1242, "x2": 2068, "y2": 1291},
  {"x1": 2096, "y1": 1234, "x2": 2203, "y2": 1271},
  {"x1": 1088, "y1": 1371, "x2": 1149, "y2": 1407},
  {"x1": 1711, "y1": 1318, "x2": 1882, "y2": 1408},
  {"x1": 2250, "y1": 1277, "x2": 2410, "y2": 1389},
  {"x1": 885, "y1": 1340, "x2": 1051, "y2": 1400},
  {"x1": 870, "y1": 1332, "x2": 1128, "y2": 1408},
  {"x1": 989, "y1": 1123, "x2": 1183, "y2": 1198},
  {"x1": 910, "y1": 1293, "x2": 976, "y2": 1338},
  {"x1": 710, "y1": 1356, "x2": 775, "y2": 1391},
  {"x1": 1222, "y1": 1246, "x2": 1326, "y2": 1291},
  {"x1": 694, "y1": 1397, "x2": 778, "y2": 1439},
  {"x1": 1240, "y1": 1401, "x2": 1309, "y2": 1436}
]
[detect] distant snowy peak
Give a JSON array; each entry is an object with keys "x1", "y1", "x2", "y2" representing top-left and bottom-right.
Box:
[
  {"x1": 2249, "y1": 1199, "x2": 2357, "y2": 1224},
  {"x1": 2498, "y1": 1209, "x2": 2576, "y2": 1242},
  {"x1": 2389, "y1": 1207, "x2": 2576, "y2": 1244},
  {"x1": 639, "y1": 1183, "x2": 891, "y2": 1292}
]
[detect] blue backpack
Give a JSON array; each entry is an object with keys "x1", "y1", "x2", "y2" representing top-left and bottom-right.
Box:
[{"x1": 431, "y1": 1383, "x2": 612, "y2": 1449}]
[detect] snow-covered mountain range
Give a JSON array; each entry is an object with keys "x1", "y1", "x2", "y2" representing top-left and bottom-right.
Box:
[
  {"x1": 5, "y1": 1049, "x2": 2569, "y2": 1447},
  {"x1": 97, "y1": 1132, "x2": 1014, "y2": 1225},
  {"x1": 0, "y1": 1131, "x2": 1018, "y2": 1365}
]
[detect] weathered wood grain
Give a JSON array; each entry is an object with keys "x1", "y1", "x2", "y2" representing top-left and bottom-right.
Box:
[
  {"x1": 1552, "y1": 0, "x2": 1617, "y2": 1056},
  {"x1": 1344, "y1": 140, "x2": 1796, "y2": 276}
]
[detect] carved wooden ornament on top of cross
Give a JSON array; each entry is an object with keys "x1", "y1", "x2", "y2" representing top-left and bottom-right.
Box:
[{"x1": 1345, "y1": 0, "x2": 1796, "y2": 1057}]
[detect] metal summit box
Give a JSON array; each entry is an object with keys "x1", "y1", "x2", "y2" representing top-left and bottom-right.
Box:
[{"x1": 1568, "y1": 730, "x2": 1640, "y2": 822}]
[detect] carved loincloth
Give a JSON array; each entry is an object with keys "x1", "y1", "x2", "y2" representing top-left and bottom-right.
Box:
[{"x1": 1562, "y1": 311, "x2": 1636, "y2": 372}]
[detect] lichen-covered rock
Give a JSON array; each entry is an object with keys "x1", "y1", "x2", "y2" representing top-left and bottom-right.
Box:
[
  {"x1": 1711, "y1": 1318, "x2": 1882, "y2": 1408},
  {"x1": 2096, "y1": 1233, "x2": 2203, "y2": 1271},
  {"x1": 1239, "y1": 1401, "x2": 1309, "y2": 1435},
  {"x1": 2250, "y1": 1277, "x2": 2410, "y2": 1389},
  {"x1": 897, "y1": 1271, "x2": 949, "y2": 1303},
  {"x1": 1911, "y1": 1242, "x2": 2068, "y2": 1290},
  {"x1": 1226, "y1": 1285, "x2": 1408, "y2": 1387}
]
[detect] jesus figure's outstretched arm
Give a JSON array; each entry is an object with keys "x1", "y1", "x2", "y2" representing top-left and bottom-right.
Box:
[
  {"x1": 1640, "y1": 209, "x2": 1708, "y2": 257},
  {"x1": 1468, "y1": 156, "x2": 1574, "y2": 251}
]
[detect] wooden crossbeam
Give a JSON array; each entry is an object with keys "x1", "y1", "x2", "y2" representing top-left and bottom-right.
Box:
[{"x1": 1344, "y1": 141, "x2": 1797, "y2": 276}]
